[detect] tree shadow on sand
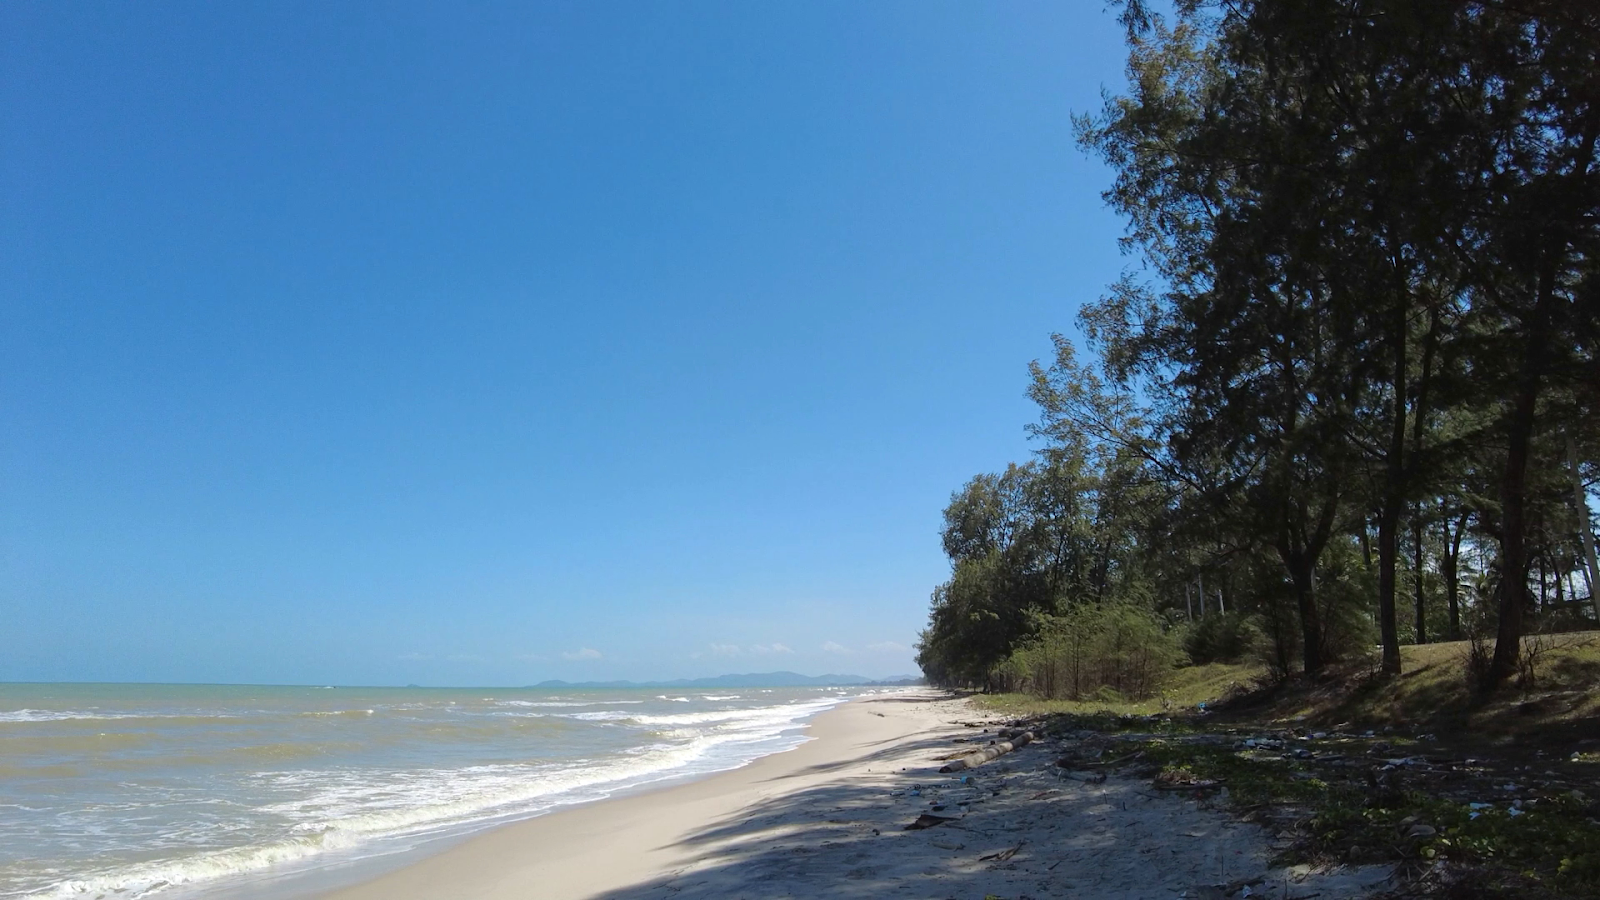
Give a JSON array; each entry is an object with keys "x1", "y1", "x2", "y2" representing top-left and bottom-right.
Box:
[{"x1": 590, "y1": 719, "x2": 1391, "y2": 900}]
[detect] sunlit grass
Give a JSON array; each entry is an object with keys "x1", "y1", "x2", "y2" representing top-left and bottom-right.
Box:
[{"x1": 974, "y1": 660, "x2": 1266, "y2": 717}]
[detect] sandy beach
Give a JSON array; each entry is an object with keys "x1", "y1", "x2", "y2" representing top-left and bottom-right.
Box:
[{"x1": 315, "y1": 690, "x2": 1394, "y2": 900}]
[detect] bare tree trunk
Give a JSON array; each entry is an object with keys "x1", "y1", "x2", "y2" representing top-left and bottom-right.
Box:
[
  {"x1": 1288, "y1": 553, "x2": 1324, "y2": 674},
  {"x1": 1378, "y1": 504, "x2": 1403, "y2": 670},
  {"x1": 1568, "y1": 434, "x2": 1600, "y2": 625},
  {"x1": 1408, "y1": 305, "x2": 1439, "y2": 647},
  {"x1": 1487, "y1": 267, "x2": 1556, "y2": 691},
  {"x1": 1443, "y1": 508, "x2": 1467, "y2": 641},
  {"x1": 1377, "y1": 300, "x2": 1408, "y2": 673},
  {"x1": 1413, "y1": 514, "x2": 1428, "y2": 644}
]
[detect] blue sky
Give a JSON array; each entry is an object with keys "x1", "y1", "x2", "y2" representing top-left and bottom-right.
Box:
[{"x1": 2, "y1": 1, "x2": 1131, "y2": 685}]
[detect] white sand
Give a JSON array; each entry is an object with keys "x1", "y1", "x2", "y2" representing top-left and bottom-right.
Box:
[{"x1": 316, "y1": 690, "x2": 1392, "y2": 900}]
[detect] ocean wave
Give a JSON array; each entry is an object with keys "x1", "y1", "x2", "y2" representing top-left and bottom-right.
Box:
[
  {"x1": 0, "y1": 710, "x2": 239, "y2": 725},
  {"x1": 25, "y1": 695, "x2": 847, "y2": 899},
  {"x1": 491, "y1": 700, "x2": 645, "y2": 709}
]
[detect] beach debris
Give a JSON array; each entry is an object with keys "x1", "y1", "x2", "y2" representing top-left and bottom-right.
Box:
[
  {"x1": 1154, "y1": 767, "x2": 1220, "y2": 790},
  {"x1": 980, "y1": 841, "x2": 1026, "y2": 862},
  {"x1": 904, "y1": 813, "x2": 959, "y2": 830},
  {"x1": 940, "y1": 732, "x2": 1033, "y2": 773},
  {"x1": 1181, "y1": 876, "x2": 1266, "y2": 899},
  {"x1": 930, "y1": 839, "x2": 964, "y2": 851}
]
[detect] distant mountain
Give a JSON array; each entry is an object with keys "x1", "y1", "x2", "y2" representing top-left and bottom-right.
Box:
[{"x1": 531, "y1": 671, "x2": 924, "y2": 689}]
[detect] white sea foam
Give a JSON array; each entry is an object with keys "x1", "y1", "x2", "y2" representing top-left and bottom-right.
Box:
[
  {"x1": 0, "y1": 709, "x2": 239, "y2": 724},
  {"x1": 10, "y1": 691, "x2": 851, "y2": 900},
  {"x1": 492, "y1": 700, "x2": 644, "y2": 709}
]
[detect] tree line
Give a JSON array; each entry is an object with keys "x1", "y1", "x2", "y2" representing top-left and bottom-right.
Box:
[{"x1": 917, "y1": 0, "x2": 1598, "y2": 695}]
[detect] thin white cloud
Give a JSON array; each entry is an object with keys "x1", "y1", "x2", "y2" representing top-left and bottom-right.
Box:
[
  {"x1": 515, "y1": 653, "x2": 547, "y2": 662},
  {"x1": 866, "y1": 641, "x2": 909, "y2": 653},
  {"x1": 709, "y1": 643, "x2": 744, "y2": 657},
  {"x1": 397, "y1": 652, "x2": 431, "y2": 661},
  {"x1": 445, "y1": 653, "x2": 485, "y2": 663},
  {"x1": 821, "y1": 641, "x2": 851, "y2": 654},
  {"x1": 561, "y1": 647, "x2": 602, "y2": 661},
  {"x1": 751, "y1": 643, "x2": 793, "y2": 655}
]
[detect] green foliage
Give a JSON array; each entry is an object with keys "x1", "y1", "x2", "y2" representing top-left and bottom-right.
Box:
[
  {"x1": 920, "y1": 0, "x2": 1600, "y2": 696},
  {"x1": 995, "y1": 603, "x2": 1182, "y2": 701},
  {"x1": 1179, "y1": 611, "x2": 1259, "y2": 665}
]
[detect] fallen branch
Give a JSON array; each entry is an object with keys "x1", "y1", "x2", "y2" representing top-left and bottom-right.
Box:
[
  {"x1": 1088, "y1": 750, "x2": 1145, "y2": 769},
  {"x1": 980, "y1": 841, "x2": 1026, "y2": 862},
  {"x1": 940, "y1": 732, "x2": 1033, "y2": 773}
]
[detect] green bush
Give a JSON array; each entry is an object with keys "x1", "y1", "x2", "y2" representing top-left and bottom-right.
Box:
[
  {"x1": 995, "y1": 603, "x2": 1183, "y2": 701},
  {"x1": 1181, "y1": 611, "x2": 1261, "y2": 664}
]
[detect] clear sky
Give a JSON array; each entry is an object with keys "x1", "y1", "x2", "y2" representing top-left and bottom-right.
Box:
[{"x1": 2, "y1": 1, "x2": 1131, "y2": 686}]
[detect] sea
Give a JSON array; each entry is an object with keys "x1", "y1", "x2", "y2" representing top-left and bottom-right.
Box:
[{"x1": 0, "y1": 682, "x2": 884, "y2": 899}]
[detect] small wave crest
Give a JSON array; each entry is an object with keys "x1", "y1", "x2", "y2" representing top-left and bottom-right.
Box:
[
  {"x1": 0, "y1": 709, "x2": 239, "y2": 725},
  {"x1": 16, "y1": 693, "x2": 851, "y2": 900}
]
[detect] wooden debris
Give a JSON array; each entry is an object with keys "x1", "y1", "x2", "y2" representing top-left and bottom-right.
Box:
[
  {"x1": 904, "y1": 813, "x2": 960, "y2": 831},
  {"x1": 980, "y1": 841, "x2": 1025, "y2": 861},
  {"x1": 940, "y1": 731, "x2": 1034, "y2": 773}
]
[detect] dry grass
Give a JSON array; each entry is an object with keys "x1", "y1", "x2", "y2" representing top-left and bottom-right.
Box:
[
  {"x1": 976, "y1": 632, "x2": 1600, "y2": 741},
  {"x1": 974, "y1": 660, "x2": 1267, "y2": 718},
  {"x1": 1295, "y1": 631, "x2": 1600, "y2": 738}
]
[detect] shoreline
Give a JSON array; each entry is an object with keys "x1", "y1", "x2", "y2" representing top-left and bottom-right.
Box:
[
  {"x1": 301, "y1": 691, "x2": 1394, "y2": 900},
  {"x1": 182, "y1": 690, "x2": 872, "y2": 900},
  {"x1": 303, "y1": 689, "x2": 954, "y2": 900}
]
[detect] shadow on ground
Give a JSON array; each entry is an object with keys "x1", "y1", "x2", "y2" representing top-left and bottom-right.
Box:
[{"x1": 591, "y1": 709, "x2": 1389, "y2": 900}]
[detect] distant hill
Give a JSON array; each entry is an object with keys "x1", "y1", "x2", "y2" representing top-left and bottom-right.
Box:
[{"x1": 532, "y1": 671, "x2": 924, "y2": 689}]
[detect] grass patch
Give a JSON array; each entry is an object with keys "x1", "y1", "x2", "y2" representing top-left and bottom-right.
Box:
[
  {"x1": 974, "y1": 660, "x2": 1264, "y2": 718},
  {"x1": 975, "y1": 635, "x2": 1600, "y2": 896},
  {"x1": 1100, "y1": 735, "x2": 1600, "y2": 897},
  {"x1": 1222, "y1": 633, "x2": 1600, "y2": 742}
]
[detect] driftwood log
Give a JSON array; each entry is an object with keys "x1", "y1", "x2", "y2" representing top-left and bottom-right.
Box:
[{"x1": 939, "y1": 731, "x2": 1033, "y2": 773}]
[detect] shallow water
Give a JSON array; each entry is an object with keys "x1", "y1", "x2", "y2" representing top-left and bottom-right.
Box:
[{"x1": 0, "y1": 682, "x2": 870, "y2": 899}]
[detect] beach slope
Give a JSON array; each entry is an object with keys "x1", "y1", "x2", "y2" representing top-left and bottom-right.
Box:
[{"x1": 318, "y1": 690, "x2": 1390, "y2": 899}]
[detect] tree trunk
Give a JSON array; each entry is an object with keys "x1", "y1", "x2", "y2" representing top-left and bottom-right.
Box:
[
  {"x1": 1568, "y1": 434, "x2": 1600, "y2": 625},
  {"x1": 1377, "y1": 505, "x2": 1403, "y2": 672},
  {"x1": 1486, "y1": 265, "x2": 1556, "y2": 691},
  {"x1": 1443, "y1": 509, "x2": 1467, "y2": 641},
  {"x1": 1408, "y1": 304, "x2": 1440, "y2": 647},
  {"x1": 1413, "y1": 514, "x2": 1428, "y2": 644},
  {"x1": 1538, "y1": 547, "x2": 1548, "y2": 614},
  {"x1": 1377, "y1": 300, "x2": 1408, "y2": 674},
  {"x1": 1286, "y1": 551, "x2": 1324, "y2": 674}
]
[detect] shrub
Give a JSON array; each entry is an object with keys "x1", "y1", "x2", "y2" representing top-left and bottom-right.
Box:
[
  {"x1": 995, "y1": 603, "x2": 1183, "y2": 701},
  {"x1": 1181, "y1": 611, "x2": 1261, "y2": 664}
]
